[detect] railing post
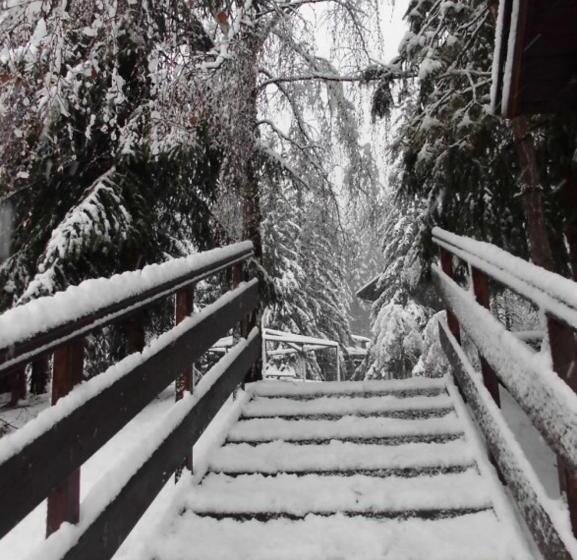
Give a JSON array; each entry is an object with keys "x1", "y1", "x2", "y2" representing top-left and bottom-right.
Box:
[
  {"x1": 175, "y1": 286, "x2": 194, "y2": 480},
  {"x1": 471, "y1": 267, "x2": 501, "y2": 406},
  {"x1": 547, "y1": 315, "x2": 577, "y2": 536},
  {"x1": 30, "y1": 355, "x2": 49, "y2": 395},
  {"x1": 46, "y1": 339, "x2": 84, "y2": 536},
  {"x1": 125, "y1": 316, "x2": 145, "y2": 355},
  {"x1": 439, "y1": 247, "x2": 461, "y2": 343},
  {"x1": 232, "y1": 261, "x2": 262, "y2": 383},
  {"x1": 8, "y1": 366, "x2": 26, "y2": 407}
]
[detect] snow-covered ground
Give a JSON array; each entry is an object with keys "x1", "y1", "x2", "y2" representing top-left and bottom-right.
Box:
[{"x1": 0, "y1": 384, "x2": 246, "y2": 560}]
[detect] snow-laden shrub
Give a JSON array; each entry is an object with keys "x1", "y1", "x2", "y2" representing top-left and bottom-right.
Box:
[
  {"x1": 366, "y1": 299, "x2": 428, "y2": 379},
  {"x1": 412, "y1": 312, "x2": 450, "y2": 378}
]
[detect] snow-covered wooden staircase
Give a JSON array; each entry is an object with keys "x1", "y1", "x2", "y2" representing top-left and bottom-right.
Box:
[{"x1": 148, "y1": 377, "x2": 532, "y2": 560}]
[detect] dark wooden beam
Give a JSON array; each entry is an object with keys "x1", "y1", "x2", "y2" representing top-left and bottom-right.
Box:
[
  {"x1": 0, "y1": 246, "x2": 253, "y2": 378},
  {"x1": 0, "y1": 280, "x2": 259, "y2": 539},
  {"x1": 60, "y1": 330, "x2": 261, "y2": 560}
]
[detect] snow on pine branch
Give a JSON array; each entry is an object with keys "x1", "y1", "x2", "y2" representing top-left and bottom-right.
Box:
[{"x1": 19, "y1": 169, "x2": 131, "y2": 302}]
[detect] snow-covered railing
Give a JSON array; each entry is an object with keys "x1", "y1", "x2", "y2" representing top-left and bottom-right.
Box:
[
  {"x1": 432, "y1": 227, "x2": 577, "y2": 560},
  {"x1": 262, "y1": 328, "x2": 341, "y2": 381},
  {"x1": 0, "y1": 242, "x2": 262, "y2": 560},
  {"x1": 0, "y1": 241, "x2": 253, "y2": 376}
]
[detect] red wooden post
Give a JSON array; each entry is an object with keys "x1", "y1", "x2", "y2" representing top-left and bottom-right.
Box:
[
  {"x1": 8, "y1": 366, "x2": 26, "y2": 407},
  {"x1": 30, "y1": 355, "x2": 49, "y2": 395},
  {"x1": 175, "y1": 287, "x2": 194, "y2": 480},
  {"x1": 126, "y1": 317, "x2": 145, "y2": 354},
  {"x1": 46, "y1": 339, "x2": 84, "y2": 536},
  {"x1": 231, "y1": 263, "x2": 246, "y2": 339},
  {"x1": 547, "y1": 314, "x2": 577, "y2": 536},
  {"x1": 471, "y1": 267, "x2": 501, "y2": 406},
  {"x1": 439, "y1": 247, "x2": 461, "y2": 343}
]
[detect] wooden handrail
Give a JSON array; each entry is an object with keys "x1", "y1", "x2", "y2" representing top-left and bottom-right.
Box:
[
  {"x1": 0, "y1": 242, "x2": 254, "y2": 376},
  {"x1": 432, "y1": 228, "x2": 577, "y2": 558},
  {"x1": 0, "y1": 242, "x2": 262, "y2": 555},
  {"x1": 50, "y1": 329, "x2": 262, "y2": 560},
  {"x1": 433, "y1": 227, "x2": 577, "y2": 329}
]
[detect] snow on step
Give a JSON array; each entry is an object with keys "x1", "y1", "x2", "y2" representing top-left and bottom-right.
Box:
[
  {"x1": 250, "y1": 377, "x2": 447, "y2": 398},
  {"x1": 228, "y1": 414, "x2": 464, "y2": 442},
  {"x1": 188, "y1": 471, "x2": 492, "y2": 515},
  {"x1": 147, "y1": 511, "x2": 527, "y2": 560},
  {"x1": 209, "y1": 439, "x2": 475, "y2": 474},
  {"x1": 242, "y1": 393, "x2": 453, "y2": 418}
]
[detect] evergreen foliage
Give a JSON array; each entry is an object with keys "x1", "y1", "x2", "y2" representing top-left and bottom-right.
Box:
[{"x1": 0, "y1": 1, "x2": 220, "y2": 310}]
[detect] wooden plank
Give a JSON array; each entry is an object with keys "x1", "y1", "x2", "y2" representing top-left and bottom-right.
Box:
[
  {"x1": 60, "y1": 330, "x2": 261, "y2": 560},
  {"x1": 439, "y1": 322, "x2": 573, "y2": 560},
  {"x1": 175, "y1": 287, "x2": 194, "y2": 478},
  {"x1": 504, "y1": 0, "x2": 531, "y2": 117},
  {"x1": 0, "y1": 246, "x2": 253, "y2": 378},
  {"x1": 0, "y1": 280, "x2": 259, "y2": 539},
  {"x1": 47, "y1": 340, "x2": 84, "y2": 536},
  {"x1": 439, "y1": 247, "x2": 460, "y2": 342},
  {"x1": 547, "y1": 314, "x2": 577, "y2": 537},
  {"x1": 470, "y1": 267, "x2": 500, "y2": 406},
  {"x1": 522, "y1": 55, "x2": 577, "y2": 83}
]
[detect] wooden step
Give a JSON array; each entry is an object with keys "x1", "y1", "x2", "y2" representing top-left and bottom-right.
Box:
[
  {"x1": 228, "y1": 414, "x2": 464, "y2": 442},
  {"x1": 208, "y1": 439, "x2": 476, "y2": 474},
  {"x1": 243, "y1": 394, "x2": 453, "y2": 417},
  {"x1": 188, "y1": 471, "x2": 492, "y2": 516},
  {"x1": 194, "y1": 507, "x2": 492, "y2": 522},
  {"x1": 241, "y1": 408, "x2": 455, "y2": 420},
  {"x1": 229, "y1": 433, "x2": 465, "y2": 446},
  {"x1": 215, "y1": 464, "x2": 475, "y2": 478},
  {"x1": 149, "y1": 511, "x2": 525, "y2": 560},
  {"x1": 249, "y1": 378, "x2": 448, "y2": 398},
  {"x1": 255, "y1": 387, "x2": 447, "y2": 400}
]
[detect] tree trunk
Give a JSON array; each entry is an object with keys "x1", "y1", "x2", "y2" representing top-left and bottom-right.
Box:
[{"x1": 510, "y1": 116, "x2": 555, "y2": 270}]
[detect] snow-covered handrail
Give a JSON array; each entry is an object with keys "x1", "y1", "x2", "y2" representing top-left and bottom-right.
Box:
[
  {"x1": 0, "y1": 241, "x2": 262, "y2": 559},
  {"x1": 0, "y1": 241, "x2": 254, "y2": 375},
  {"x1": 432, "y1": 227, "x2": 577, "y2": 329},
  {"x1": 432, "y1": 228, "x2": 577, "y2": 559}
]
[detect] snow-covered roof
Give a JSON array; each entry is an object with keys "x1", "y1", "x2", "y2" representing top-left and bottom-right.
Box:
[{"x1": 355, "y1": 273, "x2": 381, "y2": 302}]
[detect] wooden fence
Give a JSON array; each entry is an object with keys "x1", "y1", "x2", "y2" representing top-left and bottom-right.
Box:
[
  {"x1": 0, "y1": 241, "x2": 261, "y2": 559},
  {"x1": 432, "y1": 226, "x2": 577, "y2": 560}
]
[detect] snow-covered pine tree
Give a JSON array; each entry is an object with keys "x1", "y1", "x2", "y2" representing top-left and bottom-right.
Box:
[
  {"x1": 365, "y1": 0, "x2": 527, "y2": 257},
  {"x1": 361, "y1": 0, "x2": 577, "y2": 380},
  {"x1": 0, "y1": 1, "x2": 219, "y2": 310}
]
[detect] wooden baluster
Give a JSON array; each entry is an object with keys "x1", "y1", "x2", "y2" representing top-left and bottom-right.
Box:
[
  {"x1": 231, "y1": 263, "x2": 245, "y2": 341},
  {"x1": 175, "y1": 287, "x2": 194, "y2": 480},
  {"x1": 471, "y1": 267, "x2": 501, "y2": 406},
  {"x1": 125, "y1": 316, "x2": 145, "y2": 355},
  {"x1": 8, "y1": 366, "x2": 26, "y2": 407},
  {"x1": 234, "y1": 262, "x2": 263, "y2": 383},
  {"x1": 439, "y1": 247, "x2": 461, "y2": 343},
  {"x1": 547, "y1": 315, "x2": 577, "y2": 536},
  {"x1": 46, "y1": 339, "x2": 84, "y2": 536},
  {"x1": 30, "y1": 355, "x2": 49, "y2": 395}
]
